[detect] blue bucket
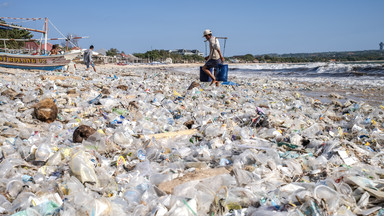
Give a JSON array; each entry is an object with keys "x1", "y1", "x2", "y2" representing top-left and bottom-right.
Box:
[
  {"x1": 200, "y1": 67, "x2": 213, "y2": 82},
  {"x1": 216, "y1": 64, "x2": 228, "y2": 82},
  {"x1": 200, "y1": 64, "x2": 228, "y2": 82}
]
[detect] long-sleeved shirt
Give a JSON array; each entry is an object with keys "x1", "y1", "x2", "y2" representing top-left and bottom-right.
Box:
[
  {"x1": 83, "y1": 49, "x2": 93, "y2": 63},
  {"x1": 208, "y1": 37, "x2": 220, "y2": 60}
]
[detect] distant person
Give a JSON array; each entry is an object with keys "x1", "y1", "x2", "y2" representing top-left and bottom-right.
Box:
[
  {"x1": 84, "y1": 45, "x2": 96, "y2": 72},
  {"x1": 49, "y1": 44, "x2": 59, "y2": 55},
  {"x1": 201, "y1": 29, "x2": 225, "y2": 86}
]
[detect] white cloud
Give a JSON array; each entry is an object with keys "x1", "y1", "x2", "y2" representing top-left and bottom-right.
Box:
[{"x1": 0, "y1": 2, "x2": 9, "y2": 7}]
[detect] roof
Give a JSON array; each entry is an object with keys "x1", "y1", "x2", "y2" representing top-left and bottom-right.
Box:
[
  {"x1": 125, "y1": 54, "x2": 139, "y2": 60},
  {"x1": 40, "y1": 43, "x2": 53, "y2": 51},
  {"x1": 24, "y1": 41, "x2": 53, "y2": 51},
  {"x1": 25, "y1": 41, "x2": 39, "y2": 50}
]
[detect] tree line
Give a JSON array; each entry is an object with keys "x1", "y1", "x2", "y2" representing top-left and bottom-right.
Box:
[
  {"x1": 234, "y1": 50, "x2": 384, "y2": 63},
  {"x1": 0, "y1": 19, "x2": 33, "y2": 49},
  {"x1": 132, "y1": 49, "x2": 204, "y2": 63},
  {"x1": 105, "y1": 48, "x2": 205, "y2": 63}
]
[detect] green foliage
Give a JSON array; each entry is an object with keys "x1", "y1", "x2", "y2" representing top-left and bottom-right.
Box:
[
  {"x1": 233, "y1": 50, "x2": 384, "y2": 63},
  {"x1": 133, "y1": 49, "x2": 204, "y2": 63},
  {"x1": 242, "y1": 54, "x2": 255, "y2": 62},
  {"x1": 274, "y1": 50, "x2": 384, "y2": 62},
  {"x1": 0, "y1": 19, "x2": 34, "y2": 49},
  {"x1": 106, "y1": 48, "x2": 119, "y2": 56}
]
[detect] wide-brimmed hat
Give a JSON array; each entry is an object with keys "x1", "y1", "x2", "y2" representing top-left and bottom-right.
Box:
[{"x1": 203, "y1": 29, "x2": 212, "y2": 37}]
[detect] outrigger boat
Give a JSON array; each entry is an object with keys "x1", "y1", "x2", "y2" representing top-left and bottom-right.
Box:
[
  {"x1": 0, "y1": 17, "x2": 87, "y2": 70},
  {"x1": 0, "y1": 52, "x2": 70, "y2": 70}
]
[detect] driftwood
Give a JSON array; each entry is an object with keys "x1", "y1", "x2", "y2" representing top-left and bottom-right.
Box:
[
  {"x1": 0, "y1": 70, "x2": 16, "y2": 75},
  {"x1": 158, "y1": 167, "x2": 229, "y2": 194},
  {"x1": 40, "y1": 75, "x2": 82, "y2": 81},
  {"x1": 139, "y1": 129, "x2": 198, "y2": 139},
  {"x1": 120, "y1": 73, "x2": 141, "y2": 77}
]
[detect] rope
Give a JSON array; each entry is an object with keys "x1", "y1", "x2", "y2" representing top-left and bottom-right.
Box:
[
  {"x1": 39, "y1": 23, "x2": 44, "y2": 51},
  {"x1": 7, "y1": 19, "x2": 35, "y2": 25},
  {"x1": 205, "y1": 41, "x2": 208, "y2": 56},
  {"x1": 48, "y1": 19, "x2": 77, "y2": 48},
  {"x1": 0, "y1": 17, "x2": 42, "y2": 21},
  {"x1": 182, "y1": 199, "x2": 198, "y2": 216},
  {"x1": 210, "y1": 186, "x2": 229, "y2": 215},
  {"x1": 204, "y1": 36, "x2": 228, "y2": 58},
  {"x1": 223, "y1": 39, "x2": 227, "y2": 58}
]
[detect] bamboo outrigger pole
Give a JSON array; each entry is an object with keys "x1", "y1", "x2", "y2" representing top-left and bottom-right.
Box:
[
  {"x1": 44, "y1": 17, "x2": 47, "y2": 54},
  {"x1": 0, "y1": 18, "x2": 88, "y2": 54},
  {"x1": 0, "y1": 18, "x2": 49, "y2": 54},
  {"x1": 0, "y1": 22, "x2": 45, "y2": 34}
]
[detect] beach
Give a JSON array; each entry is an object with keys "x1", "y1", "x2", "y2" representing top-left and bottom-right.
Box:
[{"x1": 0, "y1": 63, "x2": 384, "y2": 215}]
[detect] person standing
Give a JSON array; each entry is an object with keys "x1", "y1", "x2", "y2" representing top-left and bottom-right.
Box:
[
  {"x1": 84, "y1": 45, "x2": 96, "y2": 72},
  {"x1": 201, "y1": 29, "x2": 225, "y2": 86}
]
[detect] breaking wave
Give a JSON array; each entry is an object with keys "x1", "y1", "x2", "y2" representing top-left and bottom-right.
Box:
[
  {"x1": 230, "y1": 62, "x2": 384, "y2": 78},
  {"x1": 175, "y1": 62, "x2": 384, "y2": 86}
]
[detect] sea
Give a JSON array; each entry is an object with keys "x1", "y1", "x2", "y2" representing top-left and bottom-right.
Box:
[{"x1": 176, "y1": 62, "x2": 384, "y2": 87}]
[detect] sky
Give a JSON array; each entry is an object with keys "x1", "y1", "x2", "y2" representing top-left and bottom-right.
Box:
[{"x1": 1, "y1": 0, "x2": 384, "y2": 56}]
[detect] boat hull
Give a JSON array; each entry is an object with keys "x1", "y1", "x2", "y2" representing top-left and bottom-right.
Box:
[{"x1": 0, "y1": 53, "x2": 70, "y2": 70}]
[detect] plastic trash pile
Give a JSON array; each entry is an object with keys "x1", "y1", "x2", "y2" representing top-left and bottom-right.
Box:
[{"x1": 0, "y1": 66, "x2": 383, "y2": 215}]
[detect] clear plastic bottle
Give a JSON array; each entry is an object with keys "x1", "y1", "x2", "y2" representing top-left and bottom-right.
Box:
[{"x1": 137, "y1": 149, "x2": 146, "y2": 161}]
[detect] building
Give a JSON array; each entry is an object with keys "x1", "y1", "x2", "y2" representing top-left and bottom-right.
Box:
[
  {"x1": 24, "y1": 41, "x2": 53, "y2": 53},
  {"x1": 81, "y1": 51, "x2": 145, "y2": 65},
  {"x1": 118, "y1": 53, "x2": 143, "y2": 63},
  {"x1": 167, "y1": 49, "x2": 204, "y2": 57}
]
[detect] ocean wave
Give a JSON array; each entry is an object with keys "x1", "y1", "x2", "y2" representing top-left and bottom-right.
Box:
[
  {"x1": 231, "y1": 63, "x2": 384, "y2": 77},
  {"x1": 174, "y1": 62, "x2": 384, "y2": 86}
]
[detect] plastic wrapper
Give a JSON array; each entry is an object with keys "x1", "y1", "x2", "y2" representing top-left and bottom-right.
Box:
[{"x1": 70, "y1": 151, "x2": 99, "y2": 185}]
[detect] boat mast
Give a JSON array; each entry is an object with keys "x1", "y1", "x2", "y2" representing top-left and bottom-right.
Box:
[{"x1": 44, "y1": 17, "x2": 48, "y2": 54}]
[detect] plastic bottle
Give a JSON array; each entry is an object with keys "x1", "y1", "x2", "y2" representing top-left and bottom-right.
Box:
[
  {"x1": 137, "y1": 149, "x2": 146, "y2": 161},
  {"x1": 219, "y1": 158, "x2": 231, "y2": 166},
  {"x1": 302, "y1": 123, "x2": 321, "y2": 138},
  {"x1": 35, "y1": 143, "x2": 52, "y2": 162},
  {"x1": 88, "y1": 94, "x2": 102, "y2": 105},
  {"x1": 70, "y1": 151, "x2": 99, "y2": 185}
]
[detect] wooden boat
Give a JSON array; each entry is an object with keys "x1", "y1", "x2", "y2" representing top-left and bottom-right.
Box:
[
  {"x1": 0, "y1": 17, "x2": 84, "y2": 70},
  {"x1": 0, "y1": 52, "x2": 69, "y2": 70}
]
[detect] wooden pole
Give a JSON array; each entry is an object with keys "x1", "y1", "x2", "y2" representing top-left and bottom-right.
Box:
[
  {"x1": 44, "y1": 18, "x2": 48, "y2": 54},
  {"x1": 0, "y1": 23, "x2": 45, "y2": 34}
]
